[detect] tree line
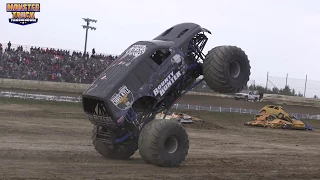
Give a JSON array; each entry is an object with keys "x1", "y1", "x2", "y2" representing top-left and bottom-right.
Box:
[{"x1": 248, "y1": 84, "x2": 318, "y2": 99}]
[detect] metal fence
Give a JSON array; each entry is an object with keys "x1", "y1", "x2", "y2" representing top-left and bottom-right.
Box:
[
  {"x1": 1, "y1": 91, "x2": 319, "y2": 120},
  {"x1": 250, "y1": 72, "x2": 320, "y2": 98},
  {"x1": 0, "y1": 91, "x2": 81, "y2": 103}
]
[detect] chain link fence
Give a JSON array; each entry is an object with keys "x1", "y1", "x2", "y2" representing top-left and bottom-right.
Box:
[{"x1": 248, "y1": 72, "x2": 320, "y2": 98}]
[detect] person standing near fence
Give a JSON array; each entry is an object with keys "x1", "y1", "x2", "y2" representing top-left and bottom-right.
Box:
[
  {"x1": 7, "y1": 41, "x2": 11, "y2": 51},
  {"x1": 259, "y1": 92, "x2": 264, "y2": 101}
]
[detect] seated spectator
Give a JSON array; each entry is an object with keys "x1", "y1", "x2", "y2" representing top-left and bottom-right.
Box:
[{"x1": 0, "y1": 42, "x2": 118, "y2": 83}]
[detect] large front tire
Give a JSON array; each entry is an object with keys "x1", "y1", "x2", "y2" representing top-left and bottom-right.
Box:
[
  {"x1": 138, "y1": 119, "x2": 189, "y2": 167},
  {"x1": 92, "y1": 125, "x2": 137, "y2": 160},
  {"x1": 203, "y1": 46, "x2": 251, "y2": 93}
]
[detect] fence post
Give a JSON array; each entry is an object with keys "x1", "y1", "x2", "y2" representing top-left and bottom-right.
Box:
[
  {"x1": 219, "y1": 107, "x2": 221, "y2": 112},
  {"x1": 210, "y1": 106, "x2": 211, "y2": 111},
  {"x1": 230, "y1": 107, "x2": 232, "y2": 113},
  {"x1": 240, "y1": 108, "x2": 242, "y2": 114},
  {"x1": 188, "y1": 104, "x2": 189, "y2": 109},
  {"x1": 176, "y1": 104, "x2": 178, "y2": 110},
  {"x1": 304, "y1": 75, "x2": 307, "y2": 97},
  {"x1": 24, "y1": 93, "x2": 27, "y2": 100},
  {"x1": 266, "y1": 71, "x2": 269, "y2": 90},
  {"x1": 9, "y1": 91, "x2": 11, "y2": 98},
  {"x1": 250, "y1": 109, "x2": 252, "y2": 114}
]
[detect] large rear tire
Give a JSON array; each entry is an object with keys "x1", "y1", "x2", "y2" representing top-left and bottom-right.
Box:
[
  {"x1": 203, "y1": 46, "x2": 251, "y2": 93},
  {"x1": 138, "y1": 119, "x2": 189, "y2": 167},
  {"x1": 92, "y1": 125, "x2": 137, "y2": 160}
]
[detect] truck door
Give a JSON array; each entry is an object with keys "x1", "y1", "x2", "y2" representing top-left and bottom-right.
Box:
[{"x1": 146, "y1": 48, "x2": 185, "y2": 97}]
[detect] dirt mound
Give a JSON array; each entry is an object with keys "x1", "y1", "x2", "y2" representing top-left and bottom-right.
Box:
[{"x1": 176, "y1": 110, "x2": 230, "y2": 130}]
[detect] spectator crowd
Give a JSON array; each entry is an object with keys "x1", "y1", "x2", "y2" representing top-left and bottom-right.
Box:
[{"x1": 0, "y1": 42, "x2": 118, "y2": 84}]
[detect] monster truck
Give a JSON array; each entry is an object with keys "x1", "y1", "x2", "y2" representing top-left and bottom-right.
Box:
[{"x1": 82, "y1": 22, "x2": 251, "y2": 167}]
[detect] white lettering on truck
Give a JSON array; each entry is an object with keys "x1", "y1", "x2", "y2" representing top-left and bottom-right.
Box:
[{"x1": 153, "y1": 71, "x2": 182, "y2": 97}]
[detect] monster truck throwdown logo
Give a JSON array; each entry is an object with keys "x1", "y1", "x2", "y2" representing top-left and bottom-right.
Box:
[
  {"x1": 110, "y1": 85, "x2": 134, "y2": 110},
  {"x1": 6, "y1": 3, "x2": 40, "y2": 26},
  {"x1": 153, "y1": 70, "x2": 182, "y2": 97}
]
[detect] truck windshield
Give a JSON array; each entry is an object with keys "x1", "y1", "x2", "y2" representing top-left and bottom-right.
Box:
[{"x1": 115, "y1": 44, "x2": 148, "y2": 66}]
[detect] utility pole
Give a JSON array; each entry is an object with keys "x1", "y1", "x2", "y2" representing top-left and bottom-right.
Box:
[
  {"x1": 82, "y1": 18, "x2": 97, "y2": 55},
  {"x1": 265, "y1": 71, "x2": 269, "y2": 90},
  {"x1": 304, "y1": 75, "x2": 307, "y2": 97}
]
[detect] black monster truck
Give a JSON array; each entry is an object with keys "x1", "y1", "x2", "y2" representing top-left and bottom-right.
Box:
[{"x1": 82, "y1": 22, "x2": 251, "y2": 167}]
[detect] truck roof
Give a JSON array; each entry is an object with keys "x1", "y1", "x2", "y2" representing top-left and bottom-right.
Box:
[
  {"x1": 153, "y1": 22, "x2": 211, "y2": 52},
  {"x1": 83, "y1": 40, "x2": 176, "y2": 99}
]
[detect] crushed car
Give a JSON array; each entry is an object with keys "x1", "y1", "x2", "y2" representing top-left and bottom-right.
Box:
[
  {"x1": 156, "y1": 112, "x2": 203, "y2": 124},
  {"x1": 259, "y1": 105, "x2": 290, "y2": 117},
  {"x1": 245, "y1": 107, "x2": 313, "y2": 130},
  {"x1": 244, "y1": 114, "x2": 277, "y2": 127}
]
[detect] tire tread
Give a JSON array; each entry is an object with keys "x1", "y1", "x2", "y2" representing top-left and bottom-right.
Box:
[{"x1": 203, "y1": 46, "x2": 251, "y2": 93}]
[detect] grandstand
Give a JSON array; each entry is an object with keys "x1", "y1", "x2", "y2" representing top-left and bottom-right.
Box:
[{"x1": 0, "y1": 42, "x2": 118, "y2": 84}]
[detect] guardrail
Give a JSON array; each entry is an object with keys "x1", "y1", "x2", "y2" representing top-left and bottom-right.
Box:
[
  {"x1": 0, "y1": 91, "x2": 81, "y2": 103},
  {"x1": 1, "y1": 91, "x2": 319, "y2": 120}
]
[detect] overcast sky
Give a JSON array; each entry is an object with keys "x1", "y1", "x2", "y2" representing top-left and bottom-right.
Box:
[{"x1": 1, "y1": 0, "x2": 320, "y2": 97}]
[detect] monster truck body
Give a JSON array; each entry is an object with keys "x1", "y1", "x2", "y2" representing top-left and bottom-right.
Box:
[
  {"x1": 83, "y1": 23, "x2": 208, "y2": 134},
  {"x1": 84, "y1": 41, "x2": 190, "y2": 125},
  {"x1": 82, "y1": 22, "x2": 251, "y2": 167}
]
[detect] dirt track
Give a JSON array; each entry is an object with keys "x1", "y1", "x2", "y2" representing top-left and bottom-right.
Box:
[{"x1": 0, "y1": 100, "x2": 320, "y2": 180}]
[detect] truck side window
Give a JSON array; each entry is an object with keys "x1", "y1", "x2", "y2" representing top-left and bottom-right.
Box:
[{"x1": 150, "y1": 49, "x2": 171, "y2": 65}]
